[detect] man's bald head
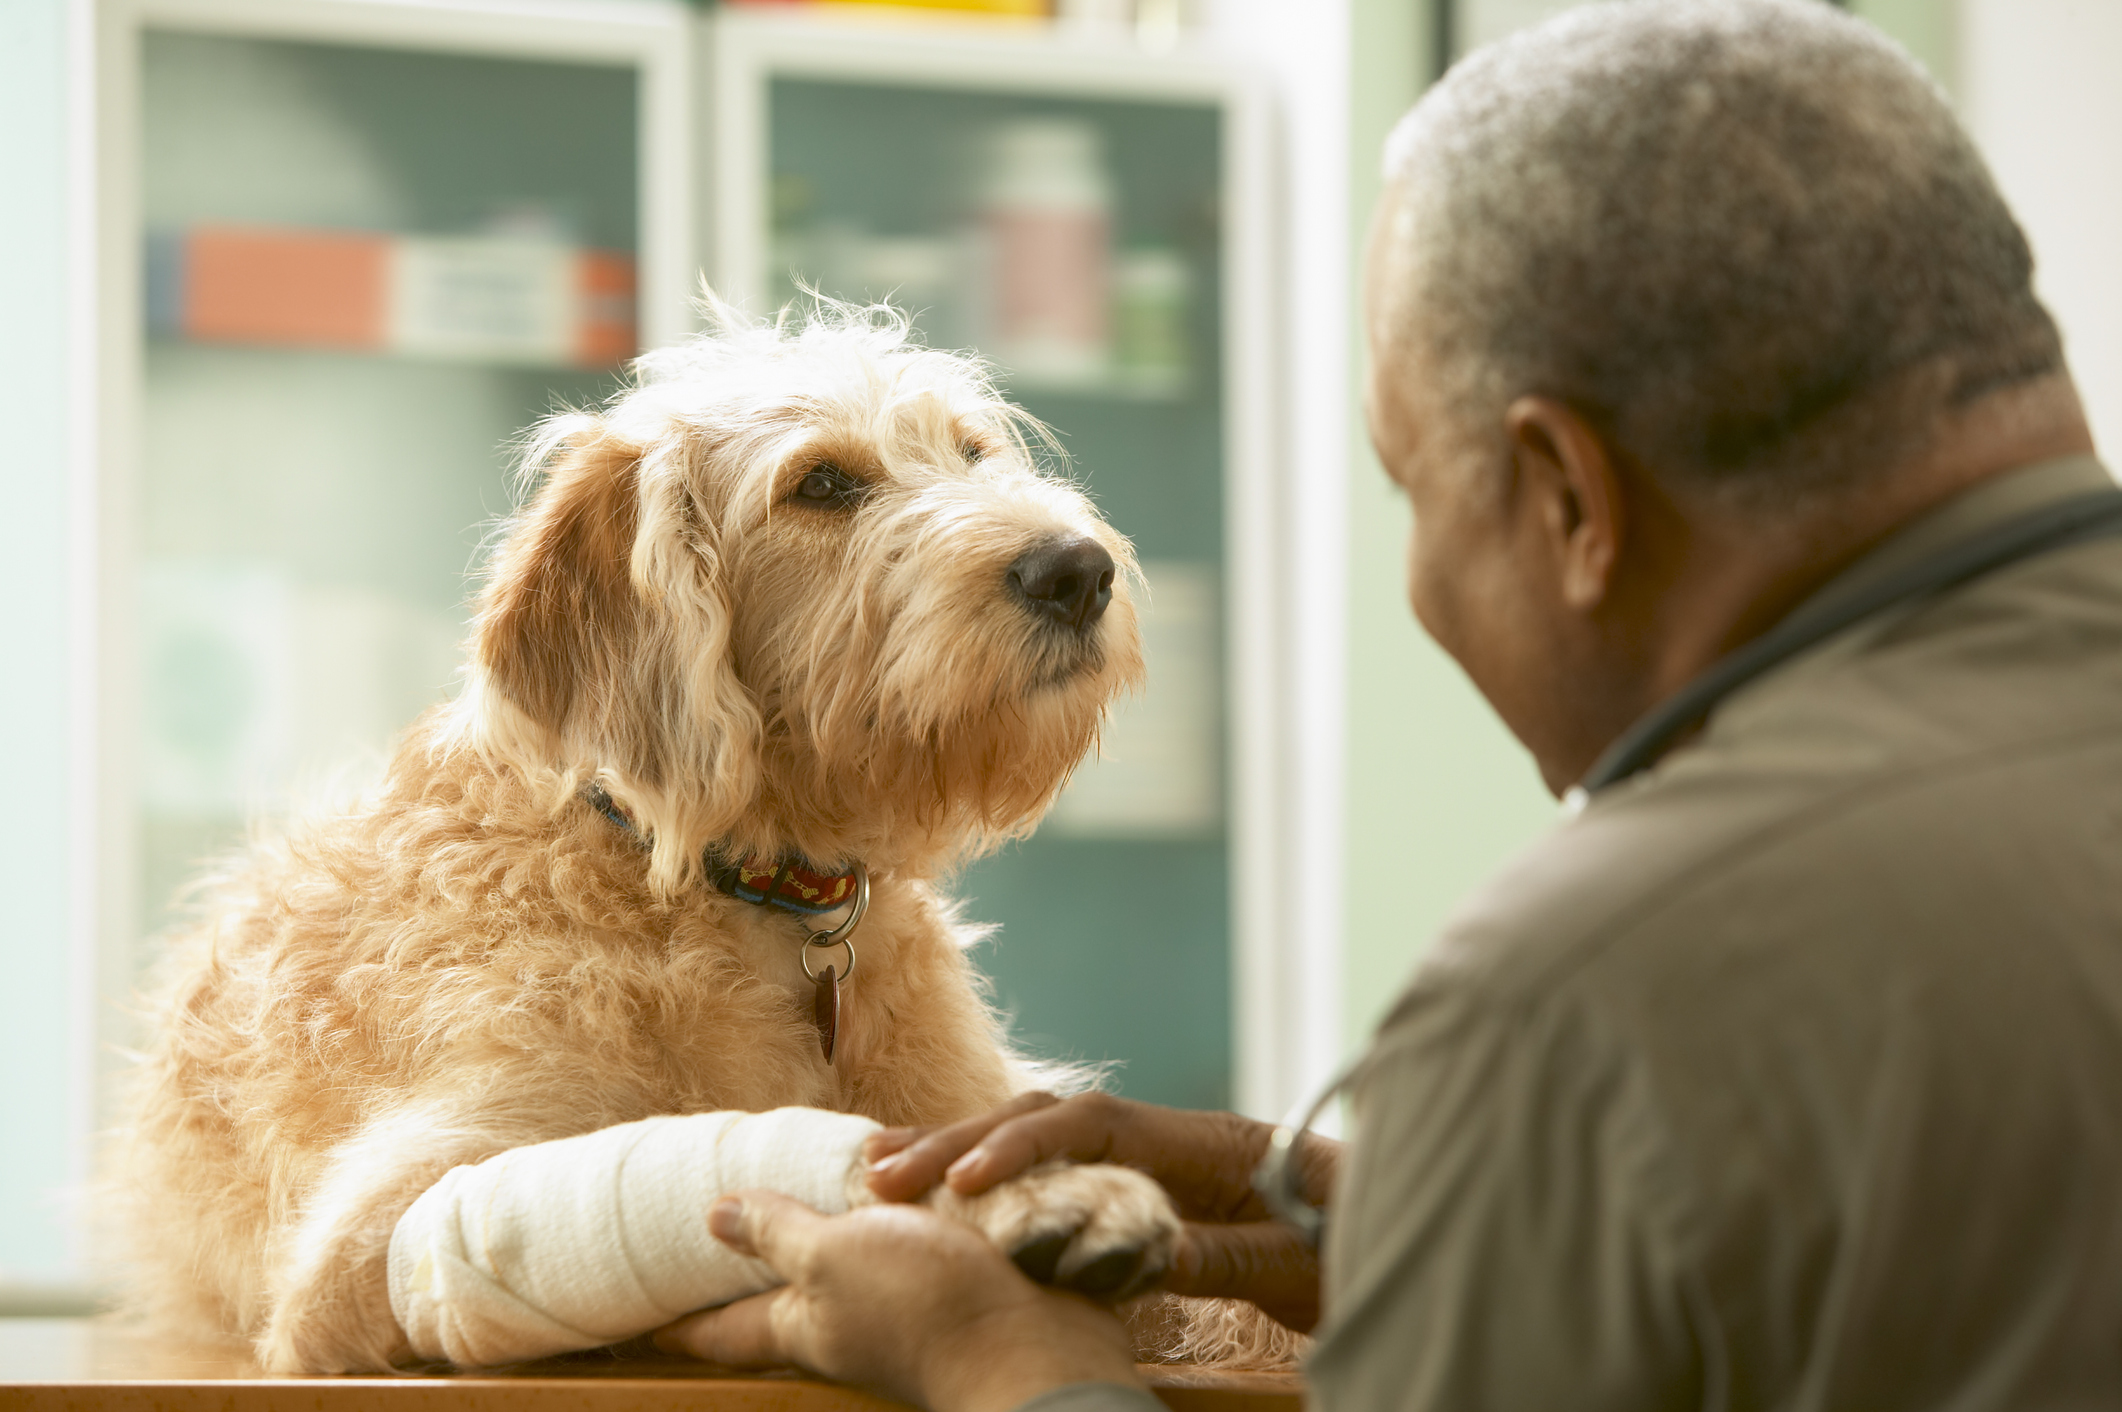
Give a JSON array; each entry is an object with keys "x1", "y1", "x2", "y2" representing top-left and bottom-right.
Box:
[{"x1": 1375, "y1": 0, "x2": 2062, "y2": 511}]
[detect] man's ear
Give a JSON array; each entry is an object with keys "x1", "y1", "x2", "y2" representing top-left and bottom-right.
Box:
[
  {"x1": 1505, "y1": 395, "x2": 1624, "y2": 612},
  {"x1": 476, "y1": 421, "x2": 645, "y2": 739}
]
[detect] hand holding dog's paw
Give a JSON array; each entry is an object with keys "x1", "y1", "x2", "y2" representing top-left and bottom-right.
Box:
[
  {"x1": 922, "y1": 1160, "x2": 1181, "y2": 1303},
  {"x1": 659, "y1": 1191, "x2": 1145, "y2": 1412}
]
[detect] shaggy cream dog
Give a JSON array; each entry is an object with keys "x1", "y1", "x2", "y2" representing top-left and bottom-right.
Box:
[{"x1": 116, "y1": 305, "x2": 1212, "y2": 1374}]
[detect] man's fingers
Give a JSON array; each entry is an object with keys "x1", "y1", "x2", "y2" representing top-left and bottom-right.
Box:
[
  {"x1": 709, "y1": 1190, "x2": 828, "y2": 1268},
  {"x1": 1165, "y1": 1221, "x2": 1321, "y2": 1333},
  {"x1": 861, "y1": 1126, "x2": 928, "y2": 1164},
  {"x1": 872, "y1": 1098, "x2": 1287, "y2": 1217},
  {"x1": 864, "y1": 1091, "x2": 1061, "y2": 1200},
  {"x1": 654, "y1": 1289, "x2": 789, "y2": 1368},
  {"x1": 1168, "y1": 1220, "x2": 1311, "y2": 1295},
  {"x1": 941, "y1": 1095, "x2": 1130, "y2": 1194}
]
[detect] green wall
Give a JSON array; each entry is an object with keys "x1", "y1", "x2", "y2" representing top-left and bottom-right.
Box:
[
  {"x1": 0, "y1": 0, "x2": 81, "y2": 1287},
  {"x1": 1340, "y1": 0, "x2": 1560, "y2": 1050},
  {"x1": 1851, "y1": 0, "x2": 1957, "y2": 94}
]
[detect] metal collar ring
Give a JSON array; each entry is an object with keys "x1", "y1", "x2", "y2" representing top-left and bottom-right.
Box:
[
  {"x1": 802, "y1": 934, "x2": 856, "y2": 984},
  {"x1": 801, "y1": 865, "x2": 868, "y2": 983},
  {"x1": 807, "y1": 864, "x2": 869, "y2": 945}
]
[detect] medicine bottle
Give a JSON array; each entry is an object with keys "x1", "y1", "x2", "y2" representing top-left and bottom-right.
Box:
[{"x1": 981, "y1": 118, "x2": 1113, "y2": 384}]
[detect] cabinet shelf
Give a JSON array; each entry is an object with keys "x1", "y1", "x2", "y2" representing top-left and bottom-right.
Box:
[
  {"x1": 143, "y1": 332, "x2": 626, "y2": 375},
  {"x1": 1005, "y1": 370, "x2": 1191, "y2": 402}
]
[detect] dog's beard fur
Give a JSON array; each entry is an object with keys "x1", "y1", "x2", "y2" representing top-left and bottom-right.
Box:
[{"x1": 455, "y1": 299, "x2": 1142, "y2": 885}]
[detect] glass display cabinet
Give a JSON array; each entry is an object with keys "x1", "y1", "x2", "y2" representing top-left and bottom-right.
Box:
[
  {"x1": 91, "y1": 0, "x2": 694, "y2": 1058},
  {"x1": 81, "y1": 0, "x2": 1283, "y2": 1124},
  {"x1": 711, "y1": 14, "x2": 1279, "y2": 1109},
  {"x1": 16, "y1": 0, "x2": 1293, "y2": 1304}
]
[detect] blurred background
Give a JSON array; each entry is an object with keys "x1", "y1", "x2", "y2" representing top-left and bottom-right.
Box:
[{"x1": 2, "y1": 0, "x2": 2116, "y2": 1319}]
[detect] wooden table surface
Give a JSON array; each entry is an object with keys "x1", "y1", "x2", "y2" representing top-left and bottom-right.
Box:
[{"x1": 0, "y1": 1320, "x2": 1303, "y2": 1412}]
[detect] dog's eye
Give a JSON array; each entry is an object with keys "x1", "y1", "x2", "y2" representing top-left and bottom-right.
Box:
[
  {"x1": 791, "y1": 465, "x2": 861, "y2": 508},
  {"x1": 961, "y1": 442, "x2": 986, "y2": 465}
]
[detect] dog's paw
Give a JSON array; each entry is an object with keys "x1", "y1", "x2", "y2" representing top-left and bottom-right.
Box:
[{"x1": 923, "y1": 1161, "x2": 1180, "y2": 1303}]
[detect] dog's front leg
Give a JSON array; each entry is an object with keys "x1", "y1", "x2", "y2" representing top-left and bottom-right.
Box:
[
  {"x1": 259, "y1": 1100, "x2": 537, "y2": 1374},
  {"x1": 381, "y1": 1108, "x2": 884, "y2": 1369},
  {"x1": 275, "y1": 1105, "x2": 1185, "y2": 1374}
]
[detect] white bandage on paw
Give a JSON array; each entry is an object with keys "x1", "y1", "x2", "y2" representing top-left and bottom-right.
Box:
[{"x1": 386, "y1": 1107, "x2": 881, "y2": 1367}]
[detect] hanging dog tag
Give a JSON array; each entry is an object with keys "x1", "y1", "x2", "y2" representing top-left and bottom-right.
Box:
[
  {"x1": 800, "y1": 886, "x2": 860, "y2": 1066},
  {"x1": 812, "y1": 964, "x2": 840, "y2": 1063}
]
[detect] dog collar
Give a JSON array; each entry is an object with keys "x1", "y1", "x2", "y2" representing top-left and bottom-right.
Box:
[{"x1": 581, "y1": 784, "x2": 861, "y2": 917}]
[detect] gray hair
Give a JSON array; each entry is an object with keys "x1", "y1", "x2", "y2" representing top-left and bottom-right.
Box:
[{"x1": 1381, "y1": 0, "x2": 2062, "y2": 508}]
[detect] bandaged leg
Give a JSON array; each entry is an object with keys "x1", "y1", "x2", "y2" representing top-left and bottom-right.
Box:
[{"x1": 386, "y1": 1107, "x2": 880, "y2": 1367}]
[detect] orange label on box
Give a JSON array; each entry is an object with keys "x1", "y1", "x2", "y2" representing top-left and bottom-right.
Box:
[
  {"x1": 166, "y1": 225, "x2": 635, "y2": 368},
  {"x1": 185, "y1": 226, "x2": 389, "y2": 351},
  {"x1": 576, "y1": 249, "x2": 639, "y2": 369}
]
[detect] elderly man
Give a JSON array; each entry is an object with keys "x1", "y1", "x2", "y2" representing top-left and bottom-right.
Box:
[{"x1": 657, "y1": 1, "x2": 2122, "y2": 1407}]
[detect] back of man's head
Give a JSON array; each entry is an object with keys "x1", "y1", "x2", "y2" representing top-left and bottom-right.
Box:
[{"x1": 1380, "y1": 0, "x2": 2063, "y2": 511}]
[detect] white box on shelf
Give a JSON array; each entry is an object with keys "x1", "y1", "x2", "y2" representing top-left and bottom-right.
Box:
[{"x1": 1049, "y1": 559, "x2": 1221, "y2": 836}]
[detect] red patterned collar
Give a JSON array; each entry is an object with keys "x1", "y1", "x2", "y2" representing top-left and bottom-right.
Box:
[{"x1": 582, "y1": 784, "x2": 861, "y2": 918}]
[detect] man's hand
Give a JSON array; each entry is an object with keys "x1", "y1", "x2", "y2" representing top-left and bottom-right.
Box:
[
  {"x1": 654, "y1": 1191, "x2": 1143, "y2": 1412},
  {"x1": 862, "y1": 1093, "x2": 1341, "y2": 1332}
]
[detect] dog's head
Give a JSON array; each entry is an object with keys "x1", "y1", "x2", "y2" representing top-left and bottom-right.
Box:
[{"x1": 456, "y1": 301, "x2": 1143, "y2": 890}]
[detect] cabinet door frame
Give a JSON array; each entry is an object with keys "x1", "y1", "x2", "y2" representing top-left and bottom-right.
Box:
[
  {"x1": 81, "y1": 0, "x2": 698, "y2": 1125},
  {"x1": 708, "y1": 11, "x2": 1300, "y2": 1119}
]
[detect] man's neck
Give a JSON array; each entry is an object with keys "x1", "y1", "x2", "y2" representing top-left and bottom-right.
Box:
[
  {"x1": 1553, "y1": 376, "x2": 2097, "y2": 789},
  {"x1": 1657, "y1": 377, "x2": 2091, "y2": 692}
]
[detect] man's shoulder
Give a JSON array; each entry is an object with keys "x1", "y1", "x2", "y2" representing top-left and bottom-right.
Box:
[
  {"x1": 1397, "y1": 766, "x2": 1807, "y2": 1019},
  {"x1": 1397, "y1": 544, "x2": 2122, "y2": 1029}
]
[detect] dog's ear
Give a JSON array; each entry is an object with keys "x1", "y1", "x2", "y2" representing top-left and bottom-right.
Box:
[
  {"x1": 476, "y1": 421, "x2": 644, "y2": 741},
  {"x1": 473, "y1": 417, "x2": 763, "y2": 892},
  {"x1": 622, "y1": 453, "x2": 764, "y2": 889}
]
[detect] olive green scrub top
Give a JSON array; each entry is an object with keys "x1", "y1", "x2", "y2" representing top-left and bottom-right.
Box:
[{"x1": 1308, "y1": 454, "x2": 2122, "y2": 1410}]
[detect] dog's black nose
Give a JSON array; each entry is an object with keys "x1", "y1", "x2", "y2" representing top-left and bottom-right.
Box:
[{"x1": 1008, "y1": 536, "x2": 1115, "y2": 632}]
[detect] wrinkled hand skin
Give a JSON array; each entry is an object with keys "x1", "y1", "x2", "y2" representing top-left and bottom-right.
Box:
[
  {"x1": 863, "y1": 1091, "x2": 1343, "y2": 1333},
  {"x1": 655, "y1": 1192, "x2": 1144, "y2": 1412}
]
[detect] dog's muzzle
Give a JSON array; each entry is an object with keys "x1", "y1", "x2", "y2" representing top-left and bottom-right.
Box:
[{"x1": 1008, "y1": 535, "x2": 1115, "y2": 634}]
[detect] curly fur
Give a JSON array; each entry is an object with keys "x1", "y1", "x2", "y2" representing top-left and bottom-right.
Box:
[
  {"x1": 111, "y1": 300, "x2": 1166, "y2": 1372},
  {"x1": 1131, "y1": 1294, "x2": 1312, "y2": 1370}
]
